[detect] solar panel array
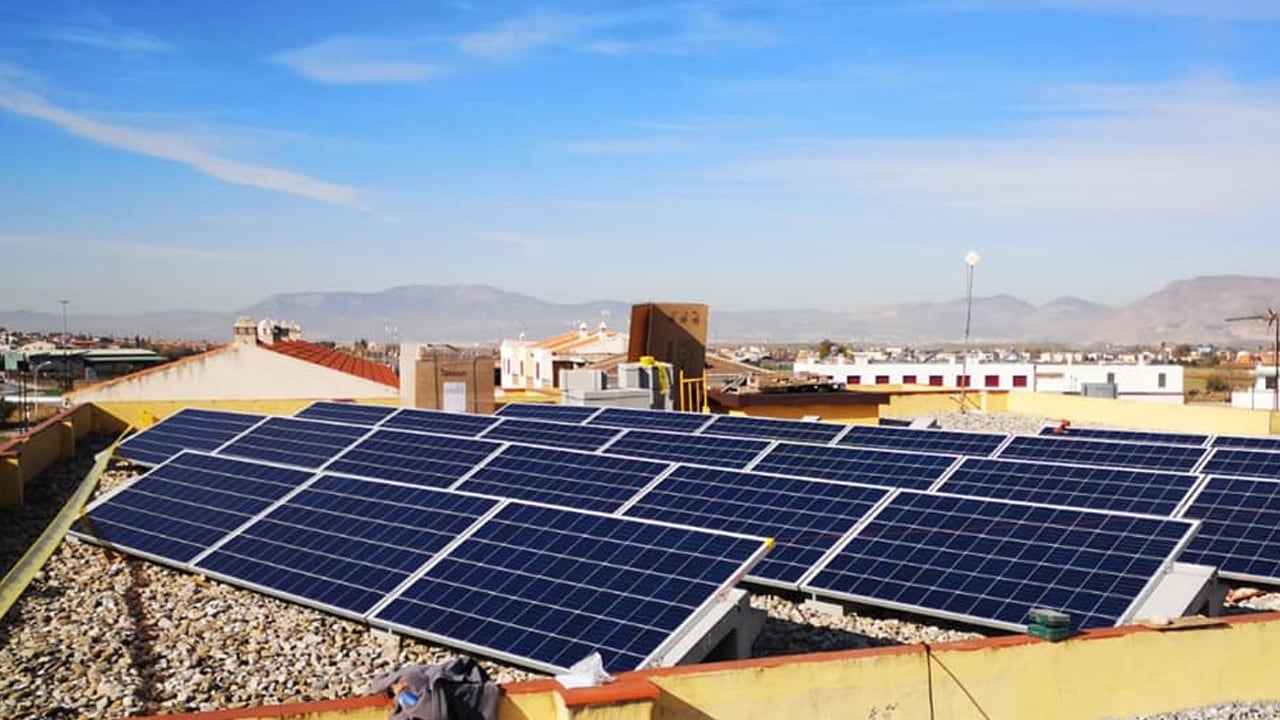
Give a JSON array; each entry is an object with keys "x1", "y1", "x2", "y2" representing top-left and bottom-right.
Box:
[
  {"x1": 73, "y1": 454, "x2": 771, "y2": 674},
  {"x1": 117, "y1": 408, "x2": 264, "y2": 466},
  {"x1": 1212, "y1": 435, "x2": 1280, "y2": 451},
  {"x1": 1037, "y1": 426, "x2": 1209, "y2": 447},
  {"x1": 104, "y1": 401, "x2": 1280, "y2": 656}
]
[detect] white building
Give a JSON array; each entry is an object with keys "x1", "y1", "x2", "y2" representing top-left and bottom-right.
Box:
[
  {"x1": 500, "y1": 321, "x2": 628, "y2": 390},
  {"x1": 794, "y1": 357, "x2": 1185, "y2": 405},
  {"x1": 68, "y1": 318, "x2": 399, "y2": 403},
  {"x1": 1231, "y1": 363, "x2": 1279, "y2": 411}
]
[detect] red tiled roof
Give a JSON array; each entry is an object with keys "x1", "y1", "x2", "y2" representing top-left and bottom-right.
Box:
[{"x1": 262, "y1": 341, "x2": 399, "y2": 388}]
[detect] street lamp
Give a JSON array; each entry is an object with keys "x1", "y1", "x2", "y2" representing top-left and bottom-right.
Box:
[
  {"x1": 59, "y1": 299, "x2": 70, "y2": 390},
  {"x1": 961, "y1": 251, "x2": 981, "y2": 413}
]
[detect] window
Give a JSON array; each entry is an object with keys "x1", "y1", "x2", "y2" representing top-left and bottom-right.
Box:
[
  {"x1": 1012, "y1": 375, "x2": 1028, "y2": 388},
  {"x1": 902, "y1": 375, "x2": 917, "y2": 385},
  {"x1": 535, "y1": 363, "x2": 540, "y2": 380},
  {"x1": 929, "y1": 375, "x2": 944, "y2": 386},
  {"x1": 1266, "y1": 376, "x2": 1277, "y2": 390},
  {"x1": 519, "y1": 361, "x2": 525, "y2": 377},
  {"x1": 1158, "y1": 372, "x2": 1167, "y2": 389},
  {"x1": 847, "y1": 375, "x2": 861, "y2": 385},
  {"x1": 984, "y1": 374, "x2": 1000, "y2": 388},
  {"x1": 875, "y1": 375, "x2": 890, "y2": 385},
  {"x1": 958, "y1": 375, "x2": 971, "y2": 388},
  {"x1": 1106, "y1": 372, "x2": 1115, "y2": 385}
]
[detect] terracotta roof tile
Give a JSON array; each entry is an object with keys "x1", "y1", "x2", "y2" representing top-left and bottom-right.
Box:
[{"x1": 262, "y1": 341, "x2": 399, "y2": 388}]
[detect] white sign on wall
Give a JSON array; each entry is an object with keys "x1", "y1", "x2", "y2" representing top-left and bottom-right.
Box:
[{"x1": 443, "y1": 381, "x2": 467, "y2": 413}]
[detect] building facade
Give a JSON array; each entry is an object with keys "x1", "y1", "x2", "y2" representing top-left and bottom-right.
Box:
[
  {"x1": 500, "y1": 322, "x2": 628, "y2": 390},
  {"x1": 794, "y1": 358, "x2": 1185, "y2": 405}
]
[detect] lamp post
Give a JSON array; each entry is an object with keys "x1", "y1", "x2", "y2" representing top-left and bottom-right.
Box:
[
  {"x1": 59, "y1": 299, "x2": 70, "y2": 390},
  {"x1": 961, "y1": 251, "x2": 981, "y2": 413}
]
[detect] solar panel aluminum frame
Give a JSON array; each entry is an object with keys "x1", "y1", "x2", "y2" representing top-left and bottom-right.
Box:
[
  {"x1": 293, "y1": 400, "x2": 398, "y2": 426},
  {"x1": 370, "y1": 499, "x2": 775, "y2": 675},
  {"x1": 494, "y1": 403, "x2": 607, "y2": 424},
  {"x1": 477, "y1": 416, "x2": 627, "y2": 452},
  {"x1": 997, "y1": 434, "x2": 1212, "y2": 474},
  {"x1": 621, "y1": 467, "x2": 895, "y2": 592},
  {"x1": 587, "y1": 407, "x2": 718, "y2": 435},
  {"x1": 923, "y1": 456, "x2": 969, "y2": 492},
  {"x1": 117, "y1": 408, "x2": 269, "y2": 468},
  {"x1": 838, "y1": 425, "x2": 1010, "y2": 458},
  {"x1": 210, "y1": 416, "x2": 381, "y2": 471},
  {"x1": 1174, "y1": 474, "x2": 1280, "y2": 586},
  {"x1": 694, "y1": 414, "x2": 850, "y2": 446},
  {"x1": 797, "y1": 491, "x2": 1202, "y2": 633}
]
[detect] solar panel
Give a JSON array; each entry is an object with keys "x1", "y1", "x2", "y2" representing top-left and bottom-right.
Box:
[
  {"x1": 117, "y1": 408, "x2": 264, "y2": 466},
  {"x1": 802, "y1": 491, "x2": 1197, "y2": 631},
  {"x1": 215, "y1": 416, "x2": 370, "y2": 469},
  {"x1": 996, "y1": 436, "x2": 1207, "y2": 474},
  {"x1": 72, "y1": 452, "x2": 314, "y2": 564},
  {"x1": 604, "y1": 430, "x2": 769, "y2": 469},
  {"x1": 937, "y1": 457, "x2": 1199, "y2": 516},
  {"x1": 193, "y1": 475, "x2": 500, "y2": 616},
  {"x1": 372, "y1": 501, "x2": 771, "y2": 673},
  {"x1": 839, "y1": 425, "x2": 1007, "y2": 457},
  {"x1": 480, "y1": 418, "x2": 623, "y2": 452},
  {"x1": 1178, "y1": 475, "x2": 1280, "y2": 583},
  {"x1": 622, "y1": 466, "x2": 890, "y2": 588},
  {"x1": 698, "y1": 415, "x2": 846, "y2": 444},
  {"x1": 295, "y1": 401, "x2": 397, "y2": 426},
  {"x1": 1212, "y1": 435, "x2": 1280, "y2": 451},
  {"x1": 752, "y1": 443, "x2": 956, "y2": 490},
  {"x1": 1038, "y1": 426, "x2": 1209, "y2": 447},
  {"x1": 455, "y1": 444, "x2": 669, "y2": 512},
  {"x1": 326, "y1": 429, "x2": 503, "y2": 488},
  {"x1": 1200, "y1": 448, "x2": 1280, "y2": 480},
  {"x1": 495, "y1": 403, "x2": 602, "y2": 424},
  {"x1": 381, "y1": 407, "x2": 500, "y2": 437},
  {"x1": 586, "y1": 407, "x2": 713, "y2": 433}
]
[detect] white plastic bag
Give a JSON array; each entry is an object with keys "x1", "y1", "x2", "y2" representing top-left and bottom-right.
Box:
[{"x1": 554, "y1": 652, "x2": 615, "y2": 689}]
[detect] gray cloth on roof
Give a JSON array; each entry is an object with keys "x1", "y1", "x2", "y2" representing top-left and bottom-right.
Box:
[{"x1": 370, "y1": 656, "x2": 500, "y2": 720}]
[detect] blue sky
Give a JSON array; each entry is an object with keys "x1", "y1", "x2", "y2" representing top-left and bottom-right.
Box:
[{"x1": 1, "y1": 0, "x2": 1278, "y2": 315}]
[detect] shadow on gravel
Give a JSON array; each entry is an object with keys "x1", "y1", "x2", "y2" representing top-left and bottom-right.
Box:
[
  {"x1": 751, "y1": 616, "x2": 895, "y2": 658},
  {"x1": 121, "y1": 555, "x2": 163, "y2": 715}
]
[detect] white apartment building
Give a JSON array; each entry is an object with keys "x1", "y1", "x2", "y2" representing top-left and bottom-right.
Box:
[
  {"x1": 500, "y1": 322, "x2": 628, "y2": 390},
  {"x1": 1231, "y1": 363, "x2": 1280, "y2": 411},
  {"x1": 794, "y1": 357, "x2": 1185, "y2": 405}
]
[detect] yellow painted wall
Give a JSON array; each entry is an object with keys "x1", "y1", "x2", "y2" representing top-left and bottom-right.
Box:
[
  {"x1": 91, "y1": 397, "x2": 401, "y2": 429},
  {"x1": 1006, "y1": 392, "x2": 1277, "y2": 435},
  {"x1": 728, "y1": 403, "x2": 880, "y2": 424},
  {"x1": 0, "y1": 405, "x2": 99, "y2": 508}
]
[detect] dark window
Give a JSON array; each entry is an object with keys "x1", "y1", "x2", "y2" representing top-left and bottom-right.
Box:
[
  {"x1": 875, "y1": 375, "x2": 890, "y2": 385},
  {"x1": 1012, "y1": 375, "x2": 1028, "y2": 388},
  {"x1": 984, "y1": 375, "x2": 1000, "y2": 388},
  {"x1": 1158, "y1": 372, "x2": 1167, "y2": 389},
  {"x1": 1266, "y1": 376, "x2": 1277, "y2": 390},
  {"x1": 902, "y1": 375, "x2": 918, "y2": 385},
  {"x1": 1106, "y1": 372, "x2": 1115, "y2": 385},
  {"x1": 847, "y1": 375, "x2": 861, "y2": 385},
  {"x1": 929, "y1": 375, "x2": 944, "y2": 386},
  {"x1": 958, "y1": 375, "x2": 971, "y2": 388}
]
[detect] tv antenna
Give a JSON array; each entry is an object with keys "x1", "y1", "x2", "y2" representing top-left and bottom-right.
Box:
[{"x1": 1226, "y1": 308, "x2": 1279, "y2": 411}]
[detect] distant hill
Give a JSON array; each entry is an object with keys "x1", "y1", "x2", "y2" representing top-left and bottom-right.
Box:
[{"x1": 2, "y1": 276, "x2": 1277, "y2": 345}]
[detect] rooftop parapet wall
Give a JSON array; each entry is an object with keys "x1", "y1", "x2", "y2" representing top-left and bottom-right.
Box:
[
  {"x1": 1005, "y1": 391, "x2": 1279, "y2": 435},
  {"x1": 110, "y1": 613, "x2": 1280, "y2": 720}
]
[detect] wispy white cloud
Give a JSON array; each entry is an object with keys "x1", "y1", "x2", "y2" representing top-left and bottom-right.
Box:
[
  {"x1": 472, "y1": 231, "x2": 547, "y2": 255},
  {"x1": 42, "y1": 13, "x2": 172, "y2": 53},
  {"x1": 549, "y1": 136, "x2": 695, "y2": 155},
  {"x1": 0, "y1": 67, "x2": 367, "y2": 210},
  {"x1": 584, "y1": 5, "x2": 779, "y2": 56},
  {"x1": 915, "y1": 0, "x2": 1280, "y2": 21},
  {"x1": 271, "y1": 36, "x2": 442, "y2": 85},
  {"x1": 458, "y1": 11, "x2": 604, "y2": 59},
  {"x1": 712, "y1": 78, "x2": 1280, "y2": 217}
]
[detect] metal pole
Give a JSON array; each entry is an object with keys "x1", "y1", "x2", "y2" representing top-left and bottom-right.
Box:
[
  {"x1": 1273, "y1": 319, "x2": 1278, "y2": 412},
  {"x1": 961, "y1": 251, "x2": 980, "y2": 413},
  {"x1": 59, "y1": 300, "x2": 69, "y2": 390}
]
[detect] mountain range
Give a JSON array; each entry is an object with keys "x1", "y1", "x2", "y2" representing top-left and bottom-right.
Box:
[{"x1": 3, "y1": 275, "x2": 1278, "y2": 346}]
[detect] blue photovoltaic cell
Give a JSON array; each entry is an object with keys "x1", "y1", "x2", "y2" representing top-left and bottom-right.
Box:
[
  {"x1": 587, "y1": 407, "x2": 713, "y2": 433},
  {"x1": 996, "y1": 436, "x2": 1207, "y2": 473},
  {"x1": 1037, "y1": 426, "x2": 1209, "y2": 447},
  {"x1": 698, "y1": 415, "x2": 846, "y2": 444},
  {"x1": 752, "y1": 443, "x2": 955, "y2": 490},
  {"x1": 937, "y1": 457, "x2": 1199, "y2": 516},
  {"x1": 117, "y1": 408, "x2": 264, "y2": 466},
  {"x1": 195, "y1": 475, "x2": 499, "y2": 615},
  {"x1": 1178, "y1": 476, "x2": 1280, "y2": 582},
  {"x1": 1212, "y1": 435, "x2": 1280, "y2": 451},
  {"x1": 326, "y1": 429, "x2": 503, "y2": 488},
  {"x1": 72, "y1": 452, "x2": 314, "y2": 563},
  {"x1": 373, "y1": 502, "x2": 769, "y2": 673},
  {"x1": 480, "y1": 418, "x2": 622, "y2": 452},
  {"x1": 455, "y1": 444, "x2": 668, "y2": 512},
  {"x1": 803, "y1": 491, "x2": 1196, "y2": 631},
  {"x1": 839, "y1": 425, "x2": 1007, "y2": 457},
  {"x1": 495, "y1": 403, "x2": 602, "y2": 424},
  {"x1": 381, "y1": 408, "x2": 500, "y2": 437},
  {"x1": 216, "y1": 417, "x2": 369, "y2": 469},
  {"x1": 295, "y1": 401, "x2": 397, "y2": 426},
  {"x1": 1200, "y1": 448, "x2": 1280, "y2": 481},
  {"x1": 604, "y1": 430, "x2": 769, "y2": 469},
  {"x1": 623, "y1": 466, "x2": 890, "y2": 587}
]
